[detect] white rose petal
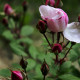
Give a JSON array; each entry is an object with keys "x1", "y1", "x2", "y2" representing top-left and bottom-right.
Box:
[{"x1": 63, "y1": 22, "x2": 80, "y2": 43}]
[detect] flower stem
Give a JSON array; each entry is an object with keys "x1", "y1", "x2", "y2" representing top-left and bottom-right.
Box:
[
  {"x1": 63, "y1": 44, "x2": 73, "y2": 59},
  {"x1": 56, "y1": 55, "x2": 58, "y2": 62},
  {"x1": 43, "y1": 33, "x2": 51, "y2": 48},
  {"x1": 51, "y1": 32, "x2": 55, "y2": 43},
  {"x1": 57, "y1": 32, "x2": 61, "y2": 43},
  {"x1": 63, "y1": 41, "x2": 70, "y2": 49},
  {"x1": 61, "y1": 32, "x2": 64, "y2": 43},
  {"x1": 43, "y1": 75, "x2": 46, "y2": 80}
]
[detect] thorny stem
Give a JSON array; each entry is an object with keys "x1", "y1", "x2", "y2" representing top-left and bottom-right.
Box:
[
  {"x1": 25, "y1": 74, "x2": 28, "y2": 80},
  {"x1": 57, "y1": 32, "x2": 61, "y2": 43},
  {"x1": 63, "y1": 44, "x2": 73, "y2": 59},
  {"x1": 43, "y1": 75, "x2": 46, "y2": 80},
  {"x1": 24, "y1": 69, "x2": 28, "y2": 80},
  {"x1": 56, "y1": 55, "x2": 58, "y2": 62},
  {"x1": 61, "y1": 32, "x2": 64, "y2": 43},
  {"x1": 63, "y1": 41, "x2": 70, "y2": 49},
  {"x1": 20, "y1": 12, "x2": 26, "y2": 29},
  {"x1": 43, "y1": 33, "x2": 51, "y2": 48},
  {"x1": 51, "y1": 32, "x2": 55, "y2": 43}
]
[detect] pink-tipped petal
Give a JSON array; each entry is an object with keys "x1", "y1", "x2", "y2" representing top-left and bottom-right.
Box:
[
  {"x1": 11, "y1": 71, "x2": 23, "y2": 80},
  {"x1": 39, "y1": 5, "x2": 57, "y2": 20},
  {"x1": 39, "y1": 5, "x2": 69, "y2": 32}
]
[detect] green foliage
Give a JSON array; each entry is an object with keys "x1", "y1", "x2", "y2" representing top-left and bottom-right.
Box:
[
  {"x1": 27, "y1": 59, "x2": 36, "y2": 71},
  {"x1": 11, "y1": 63, "x2": 22, "y2": 70},
  {"x1": 2, "y1": 30, "x2": 14, "y2": 41},
  {"x1": 10, "y1": 42, "x2": 27, "y2": 56},
  {"x1": 8, "y1": 18, "x2": 15, "y2": 29},
  {"x1": 71, "y1": 66, "x2": 80, "y2": 78},
  {"x1": 21, "y1": 25, "x2": 34, "y2": 36},
  {"x1": 17, "y1": 37, "x2": 33, "y2": 45},
  {"x1": 0, "y1": 0, "x2": 80, "y2": 80},
  {"x1": 24, "y1": 12, "x2": 33, "y2": 24},
  {"x1": 69, "y1": 50, "x2": 79, "y2": 62},
  {"x1": 59, "y1": 61, "x2": 72, "y2": 74},
  {"x1": 59, "y1": 74, "x2": 80, "y2": 80},
  {"x1": 0, "y1": 69, "x2": 11, "y2": 77},
  {"x1": 0, "y1": 24, "x2": 5, "y2": 34},
  {"x1": 29, "y1": 45, "x2": 39, "y2": 59},
  {"x1": 35, "y1": 64, "x2": 42, "y2": 77}
]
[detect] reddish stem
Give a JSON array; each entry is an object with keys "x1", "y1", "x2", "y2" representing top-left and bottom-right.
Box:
[
  {"x1": 43, "y1": 75, "x2": 46, "y2": 80},
  {"x1": 56, "y1": 55, "x2": 58, "y2": 63},
  {"x1": 43, "y1": 33, "x2": 51, "y2": 48},
  {"x1": 63, "y1": 44, "x2": 73, "y2": 59},
  {"x1": 55, "y1": 0, "x2": 60, "y2": 7},
  {"x1": 57, "y1": 32, "x2": 61, "y2": 43},
  {"x1": 51, "y1": 32, "x2": 55, "y2": 43}
]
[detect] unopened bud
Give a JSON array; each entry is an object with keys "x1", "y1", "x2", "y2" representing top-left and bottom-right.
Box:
[
  {"x1": 78, "y1": 16, "x2": 80, "y2": 22},
  {"x1": 11, "y1": 71, "x2": 23, "y2": 80},
  {"x1": 55, "y1": 0, "x2": 63, "y2": 8},
  {"x1": 50, "y1": 0, "x2": 55, "y2": 6},
  {"x1": 52, "y1": 43, "x2": 62, "y2": 54},
  {"x1": 37, "y1": 20, "x2": 47, "y2": 34},
  {"x1": 4, "y1": 4, "x2": 15, "y2": 16},
  {"x1": 2, "y1": 18, "x2": 8, "y2": 26},
  {"x1": 41, "y1": 60, "x2": 49, "y2": 76},
  {"x1": 22, "y1": 1, "x2": 28, "y2": 12},
  {"x1": 45, "y1": 0, "x2": 49, "y2": 5},
  {"x1": 20, "y1": 57, "x2": 28, "y2": 71}
]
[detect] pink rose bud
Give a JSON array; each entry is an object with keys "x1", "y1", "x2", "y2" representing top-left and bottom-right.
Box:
[
  {"x1": 50, "y1": 0, "x2": 55, "y2": 6},
  {"x1": 22, "y1": 1, "x2": 28, "y2": 12},
  {"x1": 41, "y1": 60, "x2": 49, "y2": 76},
  {"x1": 4, "y1": 4, "x2": 14, "y2": 15},
  {"x1": 2, "y1": 18, "x2": 8, "y2": 26},
  {"x1": 78, "y1": 16, "x2": 80, "y2": 22},
  {"x1": 52, "y1": 43, "x2": 62, "y2": 53},
  {"x1": 11, "y1": 71, "x2": 23, "y2": 80},
  {"x1": 37, "y1": 20, "x2": 47, "y2": 34},
  {"x1": 39, "y1": 5, "x2": 69, "y2": 32},
  {"x1": 45, "y1": 0, "x2": 49, "y2": 5}
]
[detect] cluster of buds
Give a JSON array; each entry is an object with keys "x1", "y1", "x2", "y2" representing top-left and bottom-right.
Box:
[
  {"x1": 37, "y1": 0, "x2": 79, "y2": 67},
  {"x1": 2, "y1": 1, "x2": 28, "y2": 38}
]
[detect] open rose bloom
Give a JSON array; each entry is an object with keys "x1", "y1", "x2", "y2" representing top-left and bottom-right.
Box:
[{"x1": 39, "y1": 5, "x2": 68, "y2": 32}]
